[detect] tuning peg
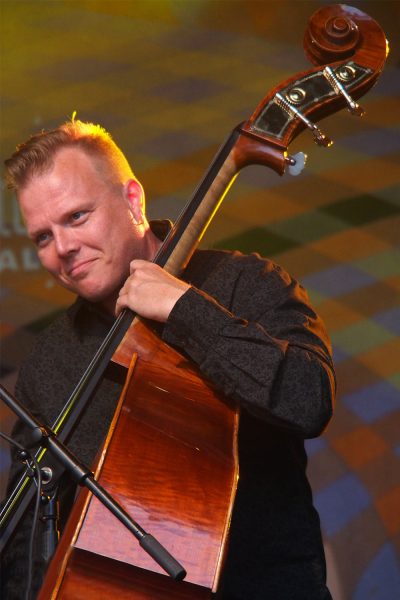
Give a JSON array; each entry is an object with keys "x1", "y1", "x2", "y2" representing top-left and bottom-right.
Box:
[
  {"x1": 310, "y1": 125, "x2": 333, "y2": 147},
  {"x1": 323, "y1": 66, "x2": 365, "y2": 117},
  {"x1": 275, "y1": 93, "x2": 333, "y2": 147},
  {"x1": 285, "y1": 152, "x2": 307, "y2": 176}
]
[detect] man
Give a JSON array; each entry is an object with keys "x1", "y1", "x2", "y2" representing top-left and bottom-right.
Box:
[{"x1": 2, "y1": 120, "x2": 335, "y2": 599}]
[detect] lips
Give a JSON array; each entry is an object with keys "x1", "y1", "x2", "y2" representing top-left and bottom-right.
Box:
[{"x1": 67, "y1": 258, "x2": 97, "y2": 278}]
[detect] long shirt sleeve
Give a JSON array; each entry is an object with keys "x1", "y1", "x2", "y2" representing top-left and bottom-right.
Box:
[{"x1": 163, "y1": 249, "x2": 335, "y2": 438}]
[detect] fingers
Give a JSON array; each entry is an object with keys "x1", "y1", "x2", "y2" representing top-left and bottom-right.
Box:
[
  {"x1": 115, "y1": 261, "x2": 190, "y2": 322},
  {"x1": 129, "y1": 259, "x2": 150, "y2": 275},
  {"x1": 115, "y1": 290, "x2": 129, "y2": 317}
]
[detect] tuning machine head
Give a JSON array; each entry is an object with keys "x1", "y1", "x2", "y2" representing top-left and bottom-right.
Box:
[
  {"x1": 323, "y1": 66, "x2": 366, "y2": 117},
  {"x1": 275, "y1": 93, "x2": 333, "y2": 148}
]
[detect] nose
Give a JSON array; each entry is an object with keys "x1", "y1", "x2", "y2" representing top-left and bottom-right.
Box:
[{"x1": 53, "y1": 227, "x2": 79, "y2": 257}]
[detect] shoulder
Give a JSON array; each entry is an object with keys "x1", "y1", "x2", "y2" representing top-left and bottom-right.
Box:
[
  {"x1": 184, "y1": 248, "x2": 300, "y2": 311},
  {"x1": 185, "y1": 248, "x2": 284, "y2": 284}
]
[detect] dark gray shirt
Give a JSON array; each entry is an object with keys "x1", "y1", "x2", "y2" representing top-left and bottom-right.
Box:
[{"x1": 2, "y1": 248, "x2": 335, "y2": 600}]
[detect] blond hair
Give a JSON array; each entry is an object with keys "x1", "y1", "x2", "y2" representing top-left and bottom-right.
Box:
[{"x1": 5, "y1": 120, "x2": 134, "y2": 191}]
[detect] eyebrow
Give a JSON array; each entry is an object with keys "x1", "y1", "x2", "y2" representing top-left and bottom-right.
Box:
[{"x1": 28, "y1": 224, "x2": 49, "y2": 241}]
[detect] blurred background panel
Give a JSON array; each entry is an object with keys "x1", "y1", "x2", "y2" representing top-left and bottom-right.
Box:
[{"x1": 1, "y1": 1, "x2": 399, "y2": 598}]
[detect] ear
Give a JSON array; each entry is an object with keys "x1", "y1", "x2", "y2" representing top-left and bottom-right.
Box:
[{"x1": 123, "y1": 178, "x2": 145, "y2": 225}]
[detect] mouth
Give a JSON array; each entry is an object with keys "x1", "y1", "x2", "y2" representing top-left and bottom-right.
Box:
[{"x1": 67, "y1": 258, "x2": 97, "y2": 279}]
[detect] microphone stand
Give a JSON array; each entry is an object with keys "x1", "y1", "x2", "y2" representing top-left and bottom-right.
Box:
[{"x1": 0, "y1": 384, "x2": 186, "y2": 581}]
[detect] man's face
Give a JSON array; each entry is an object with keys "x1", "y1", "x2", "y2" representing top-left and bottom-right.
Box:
[{"x1": 19, "y1": 147, "x2": 146, "y2": 308}]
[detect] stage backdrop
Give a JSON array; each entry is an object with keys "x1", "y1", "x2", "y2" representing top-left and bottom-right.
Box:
[{"x1": 1, "y1": 1, "x2": 399, "y2": 598}]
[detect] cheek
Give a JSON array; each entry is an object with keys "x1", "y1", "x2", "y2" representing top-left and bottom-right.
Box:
[
  {"x1": 104, "y1": 223, "x2": 136, "y2": 256},
  {"x1": 38, "y1": 248, "x2": 60, "y2": 275},
  {"x1": 86, "y1": 221, "x2": 118, "y2": 250}
]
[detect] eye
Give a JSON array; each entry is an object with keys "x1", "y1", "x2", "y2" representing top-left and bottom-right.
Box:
[
  {"x1": 70, "y1": 210, "x2": 90, "y2": 224},
  {"x1": 36, "y1": 232, "x2": 51, "y2": 247}
]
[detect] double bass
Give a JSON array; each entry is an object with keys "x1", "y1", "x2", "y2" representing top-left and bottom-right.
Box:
[{"x1": 1, "y1": 5, "x2": 388, "y2": 599}]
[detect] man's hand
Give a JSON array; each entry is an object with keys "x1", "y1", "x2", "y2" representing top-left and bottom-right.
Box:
[{"x1": 115, "y1": 260, "x2": 190, "y2": 322}]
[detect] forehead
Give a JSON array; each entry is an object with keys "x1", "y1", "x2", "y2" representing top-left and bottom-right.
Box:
[
  {"x1": 18, "y1": 148, "x2": 109, "y2": 227},
  {"x1": 46, "y1": 147, "x2": 104, "y2": 182},
  {"x1": 22, "y1": 147, "x2": 107, "y2": 196}
]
